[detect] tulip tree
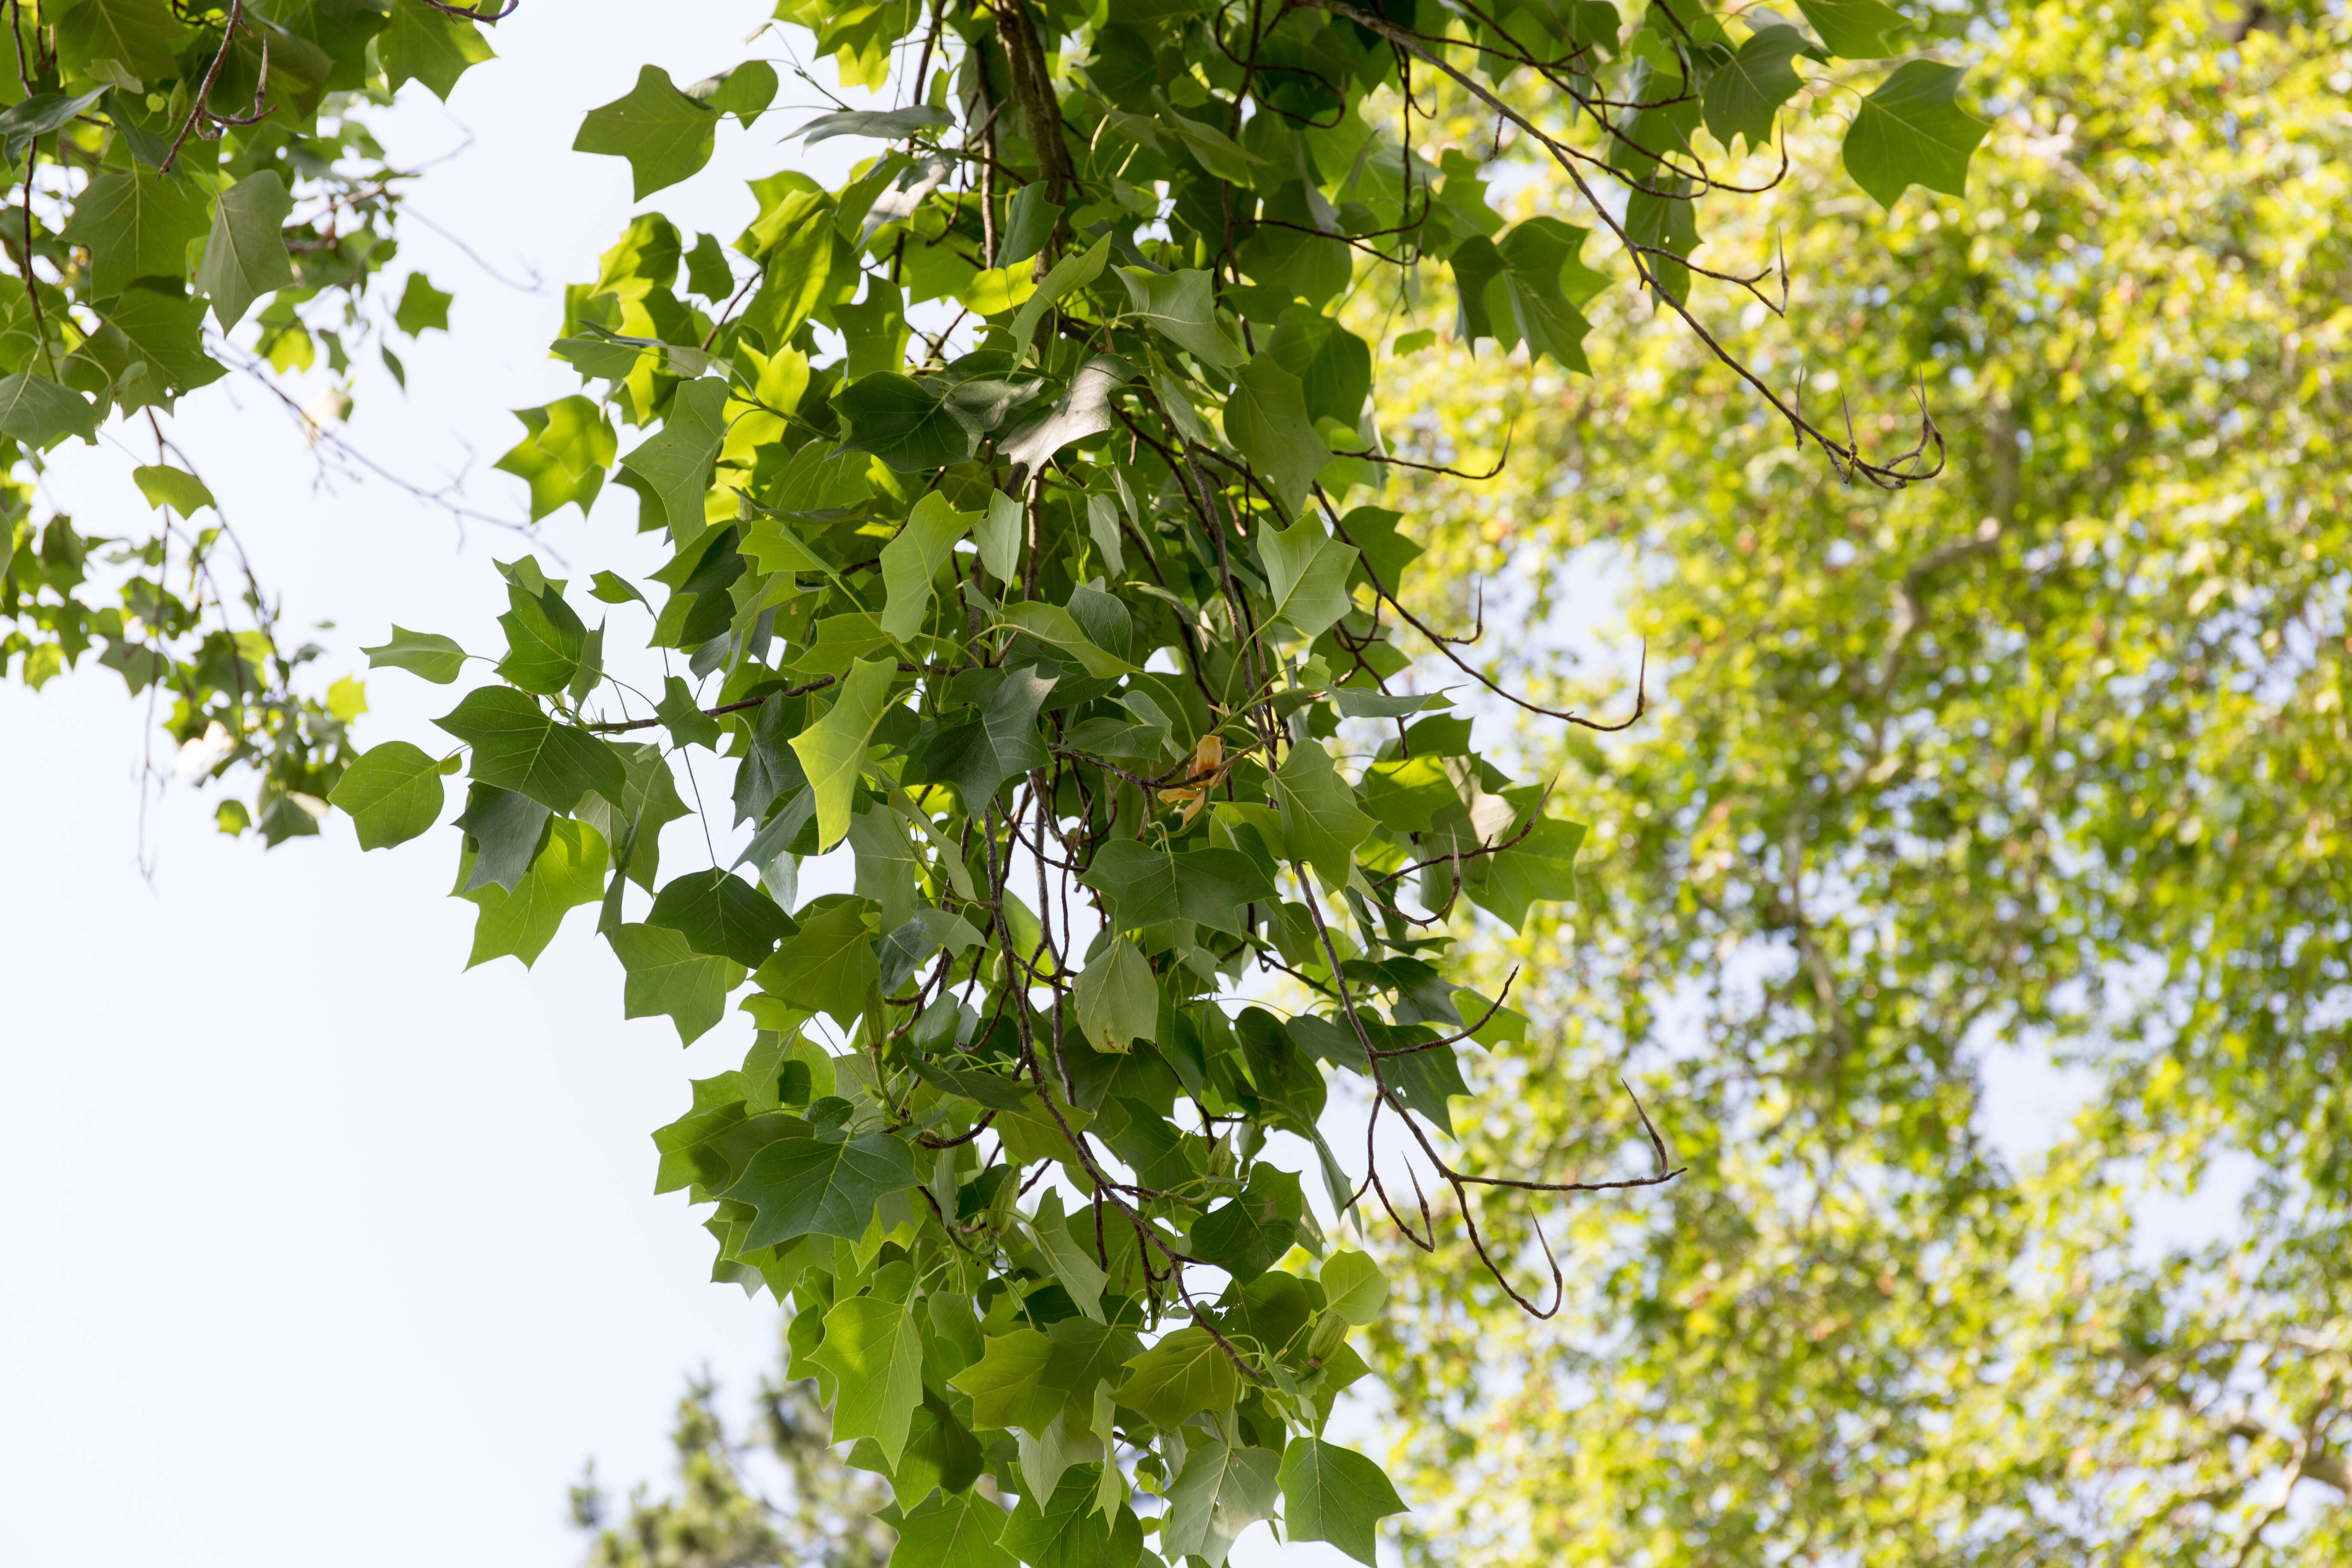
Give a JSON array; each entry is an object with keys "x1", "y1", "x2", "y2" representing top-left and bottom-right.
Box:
[{"x1": 8, "y1": 2, "x2": 1993, "y2": 1565}]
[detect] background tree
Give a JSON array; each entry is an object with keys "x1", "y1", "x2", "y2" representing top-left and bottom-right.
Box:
[
  {"x1": 571, "y1": 1366, "x2": 892, "y2": 1568},
  {"x1": 1346, "y1": 3, "x2": 2351, "y2": 1563}
]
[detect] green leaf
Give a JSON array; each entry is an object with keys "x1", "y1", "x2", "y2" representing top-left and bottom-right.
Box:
[
  {"x1": 435, "y1": 686, "x2": 628, "y2": 814},
  {"x1": 395, "y1": 273, "x2": 453, "y2": 336},
  {"x1": 1074, "y1": 936, "x2": 1158, "y2": 1053},
  {"x1": 379, "y1": 1, "x2": 495, "y2": 99},
  {"x1": 648, "y1": 867, "x2": 796, "y2": 966},
  {"x1": 699, "y1": 59, "x2": 780, "y2": 127},
  {"x1": 811, "y1": 1285, "x2": 928, "y2": 1467},
  {"x1": 1010, "y1": 235, "x2": 1109, "y2": 359},
  {"x1": 329, "y1": 741, "x2": 449, "y2": 851},
  {"x1": 454, "y1": 784, "x2": 551, "y2": 894},
  {"x1": 950, "y1": 1329, "x2": 1061, "y2": 1433},
  {"x1": 58, "y1": 163, "x2": 211, "y2": 297},
  {"x1": 1189, "y1": 1164, "x2": 1304, "y2": 1283},
  {"x1": 916, "y1": 664, "x2": 1056, "y2": 814},
  {"x1": 494, "y1": 396, "x2": 616, "y2": 523},
  {"x1": 132, "y1": 464, "x2": 213, "y2": 519},
  {"x1": 1795, "y1": 0, "x2": 1908, "y2": 57},
  {"x1": 1030, "y1": 1188, "x2": 1109, "y2": 1324},
  {"x1": 573, "y1": 64, "x2": 720, "y2": 200},
  {"x1": 609, "y1": 922, "x2": 746, "y2": 1045},
  {"x1": 891, "y1": 1487, "x2": 1017, "y2": 1568},
  {"x1": 830, "y1": 371, "x2": 981, "y2": 472},
  {"x1": 880, "y1": 490, "x2": 974, "y2": 641},
  {"x1": 1116, "y1": 267, "x2": 1243, "y2": 369},
  {"x1": 1491, "y1": 217, "x2": 1608, "y2": 372},
  {"x1": 1078, "y1": 841, "x2": 1274, "y2": 939},
  {"x1": 1222, "y1": 355, "x2": 1329, "y2": 517},
  {"x1": 495, "y1": 577, "x2": 588, "y2": 695},
  {"x1": 1260, "y1": 516, "x2": 1358, "y2": 642},
  {"x1": 790, "y1": 656, "x2": 897, "y2": 851},
  {"x1": 653, "y1": 674, "x2": 721, "y2": 749},
  {"x1": 0, "y1": 374, "x2": 100, "y2": 450},
  {"x1": 54, "y1": 0, "x2": 186, "y2": 81},
  {"x1": 194, "y1": 172, "x2": 294, "y2": 330},
  {"x1": 362, "y1": 625, "x2": 468, "y2": 685},
  {"x1": 1320, "y1": 1251, "x2": 1388, "y2": 1326},
  {"x1": 996, "y1": 601, "x2": 1140, "y2": 678},
  {"x1": 0, "y1": 89, "x2": 108, "y2": 162},
  {"x1": 457, "y1": 818, "x2": 609, "y2": 970},
  {"x1": 999, "y1": 355, "x2": 1129, "y2": 479},
  {"x1": 975, "y1": 490, "x2": 1023, "y2": 584},
  {"x1": 794, "y1": 104, "x2": 951, "y2": 144},
  {"x1": 103, "y1": 284, "x2": 229, "y2": 396},
  {"x1": 1277, "y1": 1436, "x2": 1406, "y2": 1566},
  {"x1": 578, "y1": 740, "x2": 690, "y2": 894},
  {"x1": 755, "y1": 898, "x2": 881, "y2": 1028},
  {"x1": 1118, "y1": 1326, "x2": 1240, "y2": 1427},
  {"x1": 1267, "y1": 307, "x2": 1372, "y2": 428},
  {"x1": 1163, "y1": 1441, "x2": 1282, "y2": 1568},
  {"x1": 1841, "y1": 61, "x2": 1990, "y2": 210},
  {"x1": 1273, "y1": 738, "x2": 1373, "y2": 888},
  {"x1": 1464, "y1": 814, "x2": 1586, "y2": 933},
  {"x1": 726, "y1": 1130, "x2": 922, "y2": 1250},
  {"x1": 998, "y1": 181, "x2": 1062, "y2": 267},
  {"x1": 1702, "y1": 25, "x2": 1808, "y2": 154},
  {"x1": 618, "y1": 378, "x2": 730, "y2": 544},
  {"x1": 1001, "y1": 1468, "x2": 1142, "y2": 1568}
]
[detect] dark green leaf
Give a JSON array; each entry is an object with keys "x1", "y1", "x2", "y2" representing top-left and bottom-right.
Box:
[
  {"x1": 830, "y1": 371, "x2": 981, "y2": 472},
  {"x1": 891, "y1": 1487, "x2": 1016, "y2": 1568},
  {"x1": 1001, "y1": 1469, "x2": 1142, "y2": 1568},
  {"x1": 1223, "y1": 354, "x2": 1328, "y2": 516},
  {"x1": 453, "y1": 783, "x2": 552, "y2": 894},
  {"x1": 1078, "y1": 841, "x2": 1275, "y2": 939},
  {"x1": 916, "y1": 663, "x2": 1056, "y2": 814},
  {"x1": 648, "y1": 867, "x2": 796, "y2": 966},
  {"x1": 1188, "y1": 1164, "x2": 1304, "y2": 1283},
  {"x1": 726, "y1": 1130, "x2": 922, "y2": 1249},
  {"x1": 435, "y1": 686, "x2": 628, "y2": 814}
]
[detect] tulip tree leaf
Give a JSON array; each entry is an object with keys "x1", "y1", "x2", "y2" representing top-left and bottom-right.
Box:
[
  {"x1": 329, "y1": 741, "x2": 450, "y2": 851},
  {"x1": 1278, "y1": 1436, "x2": 1407, "y2": 1566},
  {"x1": 1841, "y1": 61, "x2": 1991, "y2": 210},
  {"x1": 810, "y1": 1285, "x2": 928, "y2": 1467},
  {"x1": 574, "y1": 64, "x2": 720, "y2": 199},
  {"x1": 610, "y1": 922, "x2": 746, "y2": 1045},
  {"x1": 726, "y1": 1131, "x2": 922, "y2": 1250}
]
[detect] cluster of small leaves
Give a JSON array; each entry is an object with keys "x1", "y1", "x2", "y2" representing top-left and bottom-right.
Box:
[
  {"x1": 0, "y1": 0, "x2": 504, "y2": 836},
  {"x1": 338, "y1": 2, "x2": 1985, "y2": 1563}
]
